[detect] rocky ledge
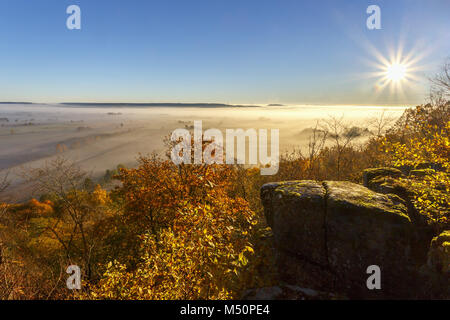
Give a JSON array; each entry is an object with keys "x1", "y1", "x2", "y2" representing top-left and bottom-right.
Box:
[{"x1": 259, "y1": 174, "x2": 449, "y2": 299}]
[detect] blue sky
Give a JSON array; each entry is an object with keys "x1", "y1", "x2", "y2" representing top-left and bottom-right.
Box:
[{"x1": 0, "y1": 0, "x2": 449, "y2": 105}]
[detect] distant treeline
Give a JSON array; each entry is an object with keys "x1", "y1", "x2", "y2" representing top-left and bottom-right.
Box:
[
  {"x1": 0, "y1": 102, "x2": 33, "y2": 104},
  {"x1": 60, "y1": 102, "x2": 260, "y2": 108}
]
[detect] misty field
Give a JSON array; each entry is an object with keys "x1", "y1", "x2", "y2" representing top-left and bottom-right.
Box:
[{"x1": 0, "y1": 103, "x2": 407, "y2": 202}]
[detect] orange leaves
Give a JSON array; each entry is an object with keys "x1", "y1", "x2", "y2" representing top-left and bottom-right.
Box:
[
  {"x1": 5, "y1": 199, "x2": 54, "y2": 221},
  {"x1": 113, "y1": 154, "x2": 242, "y2": 235},
  {"x1": 86, "y1": 152, "x2": 263, "y2": 300}
]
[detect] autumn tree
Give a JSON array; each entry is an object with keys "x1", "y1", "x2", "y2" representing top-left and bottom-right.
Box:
[
  {"x1": 86, "y1": 140, "x2": 274, "y2": 300},
  {"x1": 430, "y1": 57, "x2": 450, "y2": 104},
  {"x1": 320, "y1": 115, "x2": 360, "y2": 180},
  {"x1": 20, "y1": 158, "x2": 113, "y2": 283},
  {"x1": 384, "y1": 118, "x2": 449, "y2": 232}
]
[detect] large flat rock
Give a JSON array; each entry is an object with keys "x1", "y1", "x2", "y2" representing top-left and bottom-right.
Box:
[
  {"x1": 324, "y1": 181, "x2": 413, "y2": 297},
  {"x1": 261, "y1": 180, "x2": 424, "y2": 298},
  {"x1": 261, "y1": 181, "x2": 327, "y2": 266}
]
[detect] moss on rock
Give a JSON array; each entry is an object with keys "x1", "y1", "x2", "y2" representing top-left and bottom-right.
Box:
[{"x1": 363, "y1": 167, "x2": 403, "y2": 187}]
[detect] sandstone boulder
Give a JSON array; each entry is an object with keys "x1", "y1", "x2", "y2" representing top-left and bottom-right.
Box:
[
  {"x1": 261, "y1": 181, "x2": 327, "y2": 266},
  {"x1": 261, "y1": 180, "x2": 434, "y2": 298},
  {"x1": 418, "y1": 230, "x2": 450, "y2": 298},
  {"x1": 362, "y1": 167, "x2": 403, "y2": 188},
  {"x1": 242, "y1": 284, "x2": 335, "y2": 300},
  {"x1": 363, "y1": 168, "x2": 434, "y2": 229},
  {"x1": 324, "y1": 181, "x2": 414, "y2": 298},
  {"x1": 428, "y1": 230, "x2": 450, "y2": 274}
]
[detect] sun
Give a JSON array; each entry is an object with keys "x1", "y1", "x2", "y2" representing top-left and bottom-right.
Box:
[
  {"x1": 365, "y1": 44, "x2": 425, "y2": 97},
  {"x1": 359, "y1": 38, "x2": 432, "y2": 101},
  {"x1": 385, "y1": 63, "x2": 407, "y2": 82}
]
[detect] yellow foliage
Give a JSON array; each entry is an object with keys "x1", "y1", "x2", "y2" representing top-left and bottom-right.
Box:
[{"x1": 384, "y1": 121, "x2": 450, "y2": 231}]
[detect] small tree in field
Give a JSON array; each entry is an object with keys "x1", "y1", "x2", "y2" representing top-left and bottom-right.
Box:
[{"x1": 320, "y1": 115, "x2": 359, "y2": 180}]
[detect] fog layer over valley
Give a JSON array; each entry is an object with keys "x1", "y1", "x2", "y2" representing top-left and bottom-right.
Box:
[{"x1": 0, "y1": 103, "x2": 409, "y2": 202}]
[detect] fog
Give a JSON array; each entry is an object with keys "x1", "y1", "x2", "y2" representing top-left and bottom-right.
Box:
[{"x1": 0, "y1": 103, "x2": 409, "y2": 201}]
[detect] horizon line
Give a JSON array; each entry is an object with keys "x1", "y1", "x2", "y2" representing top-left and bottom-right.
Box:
[{"x1": 0, "y1": 101, "x2": 417, "y2": 107}]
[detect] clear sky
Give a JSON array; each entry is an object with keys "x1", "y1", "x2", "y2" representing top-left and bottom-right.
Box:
[{"x1": 0, "y1": 0, "x2": 449, "y2": 105}]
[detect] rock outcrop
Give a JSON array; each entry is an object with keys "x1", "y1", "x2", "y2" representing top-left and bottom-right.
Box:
[
  {"x1": 243, "y1": 284, "x2": 336, "y2": 300},
  {"x1": 261, "y1": 179, "x2": 449, "y2": 299},
  {"x1": 429, "y1": 231, "x2": 450, "y2": 274}
]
